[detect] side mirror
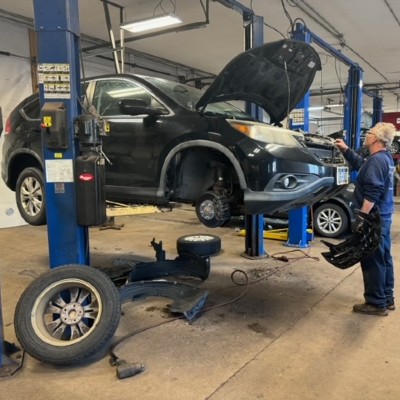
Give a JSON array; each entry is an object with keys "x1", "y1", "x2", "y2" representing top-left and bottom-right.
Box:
[{"x1": 119, "y1": 99, "x2": 164, "y2": 117}]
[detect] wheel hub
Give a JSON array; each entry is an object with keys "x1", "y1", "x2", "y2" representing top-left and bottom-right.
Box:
[
  {"x1": 200, "y1": 200, "x2": 215, "y2": 220},
  {"x1": 60, "y1": 303, "x2": 84, "y2": 325}
]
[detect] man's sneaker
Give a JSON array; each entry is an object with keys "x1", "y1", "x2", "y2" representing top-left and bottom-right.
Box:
[
  {"x1": 387, "y1": 302, "x2": 396, "y2": 311},
  {"x1": 353, "y1": 303, "x2": 388, "y2": 316}
]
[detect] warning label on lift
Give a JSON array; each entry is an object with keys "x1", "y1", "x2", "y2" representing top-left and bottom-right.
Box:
[
  {"x1": 45, "y1": 159, "x2": 74, "y2": 183},
  {"x1": 38, "y1": 63, "x2": 71, "y2": 99}
]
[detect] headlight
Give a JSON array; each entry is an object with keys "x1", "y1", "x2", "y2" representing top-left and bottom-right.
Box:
[{"x1": 228, "y1": 120, "x2": 303, "y2": 147}]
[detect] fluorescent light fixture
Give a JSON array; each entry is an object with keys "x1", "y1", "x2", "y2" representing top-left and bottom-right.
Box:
[
  {"x1": 309, "y1": 104, "x2": 343, "y2": 111},
  {"x1": 325, "y1": 103, "x2": 343, "y2": 108},
  {"x1": 121, "y1": 14, "x2": 182, "y2": 33}
]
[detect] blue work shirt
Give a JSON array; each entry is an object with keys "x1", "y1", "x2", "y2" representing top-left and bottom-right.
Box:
[{"x1": 343, "y1": 148, "x2": 394, "y2": 218}]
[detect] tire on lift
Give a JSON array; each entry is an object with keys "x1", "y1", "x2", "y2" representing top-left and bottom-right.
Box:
[{"x1": 176, "y1": 234, "x2": 221, "y2": 256}]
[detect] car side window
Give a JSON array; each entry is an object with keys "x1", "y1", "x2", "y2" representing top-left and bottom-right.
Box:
[{"x1": 92, "y1": 79, "x2": 166, "y2": 116}]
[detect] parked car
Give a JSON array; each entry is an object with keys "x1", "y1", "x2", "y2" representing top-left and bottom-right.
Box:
[
  {"x1": 199, "y1": 183, "x2": 355, "y2": 238},
  {"x1": 1, "y1": 39, "x2": 349, "y2": 226},
  {"x1": 311, "y1": 183, "x2": 355, "y2": 237}
]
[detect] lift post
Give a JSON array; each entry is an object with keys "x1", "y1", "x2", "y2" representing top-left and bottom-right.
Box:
[
  {"x1": 243, "y1": 12, "x2": 267, "y2": 258},
  {"x1": 287, "y1": 26, "x2": 313, "y2": 248},
  {"x1": 292, "y1": 23, "x2": 364, "y2": 152},
  {"x1": 33, "y1": 0, "x2": 89, "y2": 268},
  {"x1": 290, "y1": 23, "x2": 364, "y2": 244},
  {"x1": 372, "y1": 91, "x2": 383, "y2": 125}
]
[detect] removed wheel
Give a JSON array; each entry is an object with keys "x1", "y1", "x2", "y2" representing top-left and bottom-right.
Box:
[
  {"x1": 313, "y1": 202, "x2": 349, "y2": 238},
  {"x1": 195, "y1": 191, "x2": 230, "y2": 228},
  {"x1": 14, "y1": 265, "x2": 121, "y2": 365},
  {"x1": 15, "y1": 167, "x2": 46, "y2": 225},
  {"x1": 177, "y1": 234, "x2": 221, "y2": 256}
]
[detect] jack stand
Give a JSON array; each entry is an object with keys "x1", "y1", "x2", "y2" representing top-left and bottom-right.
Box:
[{"x1": 0, "y1": 287, "x2": 22, "y2": 377}]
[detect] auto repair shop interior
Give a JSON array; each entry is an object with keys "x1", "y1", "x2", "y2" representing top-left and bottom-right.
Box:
[{"x1": 1, "y1": 0, "x2": 400, "y2": 398}]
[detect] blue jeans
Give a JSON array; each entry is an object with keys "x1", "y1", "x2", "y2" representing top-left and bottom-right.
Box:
[{"x1": 360, "y1": 218, "x2": 394, "y2": 308}]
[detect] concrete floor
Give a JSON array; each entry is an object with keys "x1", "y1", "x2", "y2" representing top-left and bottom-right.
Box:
[{"x1": 1, "y1": 203, "x2": 399, "y2": 399}]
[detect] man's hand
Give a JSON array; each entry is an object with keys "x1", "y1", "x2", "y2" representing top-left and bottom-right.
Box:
[
  {"x1": 334, "y1": 139, "x2": 348, "y2": 153},
  {"x1": 352, "y1": 212, "x2": 366, "y2": 233}
]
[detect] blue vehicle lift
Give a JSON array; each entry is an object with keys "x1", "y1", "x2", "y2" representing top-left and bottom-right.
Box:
[
  {"x1": 1, "y1": 0, "x2": 86, "y2": 376},
  {"x1": 288, "y1": 23, "x2": 364, "y2": 246},
  {"x1": 243, "y1": 12, "x2": 267, "y2": 258},
  {"x1": 216, "y1": 1, "x2": 267, "y2": 258},
  {"x1": 292, "y1": 23, "x2": 364, "y2": 151},
  {"x1": 33, "y1": 0, "x2": 89, "y2": 268},
  {"x1": 371, "y1": 91, "x2": 383, "y2": 125}
]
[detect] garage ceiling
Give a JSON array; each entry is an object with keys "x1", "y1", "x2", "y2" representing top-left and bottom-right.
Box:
[{"x1": 1, "y1": 0, "x2": 400, "y2": 123}]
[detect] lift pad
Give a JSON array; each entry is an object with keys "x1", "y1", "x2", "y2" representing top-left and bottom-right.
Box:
[
  {"x1": 114, "y1": 253, "x2": 210, "y2": 282},
  {"x1": 106, "y1": 239, "x2": 210, "y2": 321},
  {"x1": 108, "y1": 238, "x2": 210, "y2": 283},
  {"x1": 238, "y1": 228, "x2": 289, "y2": 241},
  {"x1": 238, "y1": 228, "x2": 313, "y2": 241}
]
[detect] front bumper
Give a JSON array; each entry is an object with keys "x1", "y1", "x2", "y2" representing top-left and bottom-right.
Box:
[{"x1": 243, "y1": 176, "x2": 336, "y2": 215}]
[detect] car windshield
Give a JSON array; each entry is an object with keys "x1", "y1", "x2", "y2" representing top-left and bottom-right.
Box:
[{"x1": 144, "y1": 76, "x2": 254, "y2": 120}]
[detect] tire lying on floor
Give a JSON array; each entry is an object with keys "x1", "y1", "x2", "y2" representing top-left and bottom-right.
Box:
[
  {"x1": 176, "y1": 234, "x2": 221, "y2": 256},
  {"x1": 14, "y1": 265, "x2": 121, "y2": 365}
]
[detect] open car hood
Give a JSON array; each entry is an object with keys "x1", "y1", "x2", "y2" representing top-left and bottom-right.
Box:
[{"x1": 196, "y1": 39, "x2": 321, "y2": 124}]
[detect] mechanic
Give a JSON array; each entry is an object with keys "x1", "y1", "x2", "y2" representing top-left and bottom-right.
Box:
[{"x1": 335, "y1": 122, "x2": 396, "y2": 316}]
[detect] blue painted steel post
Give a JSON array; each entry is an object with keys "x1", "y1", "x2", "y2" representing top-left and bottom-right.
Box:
[
  {"x1": 243, "y1": 13, "x2": 267, "y2": 258},
  {"x1": 372, "y1": 92, "x2": 383, "y2": 125},
  {"x1": 286, "y1": 23, "x2": 312, "y2": 248},
  {"x1": 33, "y1": 0, "x2": 89, "y2": 268},
  {"x1": 344, "y1": 66, "x2": 363, "y2": 181}
]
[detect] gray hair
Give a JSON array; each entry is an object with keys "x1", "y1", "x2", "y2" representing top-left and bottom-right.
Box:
[{"x1": 372, "y1": 122, "x2": 396, "y2": 147}]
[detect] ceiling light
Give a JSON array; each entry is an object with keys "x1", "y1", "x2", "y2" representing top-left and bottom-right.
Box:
[
  {"x1": 121, "y1": 14, "x2": 183, "y2": 33},
  {"x1": 308, "y1": 106, "x2": 324, "y2": 111},
  {"x1": 325, "y1": 103, "x2": 343, "y2": 108}
]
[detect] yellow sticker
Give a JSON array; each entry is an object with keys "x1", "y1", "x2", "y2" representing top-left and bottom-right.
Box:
[
  {"x1": 43, "y1": 116, "x2": 52, "y2": 127},
  {"x1": 54, "y1": 153, "x2": 63, "y2": 159}
]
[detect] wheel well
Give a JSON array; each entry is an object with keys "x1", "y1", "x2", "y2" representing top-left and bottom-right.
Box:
[
  {"x1": 168, "y1": 147, "x2": 241, "y2": 202},
  {"x1": 8, "y1": 154, "x2": 42, "y2": 191}
]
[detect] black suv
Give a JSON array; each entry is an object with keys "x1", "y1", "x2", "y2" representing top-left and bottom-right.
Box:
[{"x1": 1, "y1": 39, "x2": 349, "y2": 226}]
